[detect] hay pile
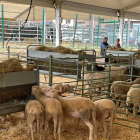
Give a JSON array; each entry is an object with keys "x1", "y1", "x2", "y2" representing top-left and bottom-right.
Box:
[
  {"x1": 35, "y1": 46, "x2": 86, "y2": 55},
  {"x1": 34, "y1": 60, "x2": 77, "y2": 75},
  {"x1": 134, "y1": 50, "x2": 140, "y2": 59},
  {"x1": 107, "y1": 47, "x2": 127, "y2": 51},
  {"x1": 0, "y1": 58, "x2": 35, "y2": 75},
  {"x1": 0, "y1": 58, "x2": 35, "y2": 103},
  {"x1": 34, "y1": 46, "x2": 87, "y2": 74},
  {"x1": 0, "y1": 112, "x2": 140, "y2": 140}
]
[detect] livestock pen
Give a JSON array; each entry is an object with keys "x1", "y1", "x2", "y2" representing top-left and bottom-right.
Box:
[{"x1": 0, "y1": 46, "x2": 140, "y2": 139}]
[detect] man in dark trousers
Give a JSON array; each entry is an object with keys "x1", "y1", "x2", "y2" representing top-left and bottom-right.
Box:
[{"x1": 100, "y1": 37, "x2": 110, "y2": 57}]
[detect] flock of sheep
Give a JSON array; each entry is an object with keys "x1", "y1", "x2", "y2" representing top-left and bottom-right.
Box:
[
  {"x1": 83, "y1": 62, "x2": 140, "y2": 116},
  {"x1": 25, "y1": 83, "x2": 116, "y2": 140},
  {"x1": 1, "y1": 61, "x2": 140, "y2": 140},
  {"x1": 22, "y1": 62, "x2": 140, "y2": 140}
]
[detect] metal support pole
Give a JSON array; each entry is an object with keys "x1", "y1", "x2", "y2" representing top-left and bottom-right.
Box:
[
  {"x1": 126, "y1": 23, "x2": 128, "y2": 47},
  {"x1": 97, "y1": 16, "x2": 100, "y2": 47},
  {"x1": 55, "y1": 2, "x2": 62, "y2": 46},
  {"x1": 8, "y1": 46, "x2": 10, "y2": 59},
  {"x1": 19, "y1": 20, "x2": 21, "y2": 45},
  {"x1": 90, "y1": 14, "x2": 94, "y2": 46},
  {"x1": 113, "y1": 20, "x2": 115, "y2": 45},
  {"x1": 73, "y1": 13, "x2": 78, "y2": 48},
  {"x1": 137, "y1": 27, "x2": 139, "y2": 48},
  {"x1": 49, "y1": 55, "x2": 53, "y2": 86},
  {"x1": 37, "y1": 23, "x2": 38, "y2": 43},
  {"x1": 42, "y1": 7, "x2": 46, "y2": 45},
  {"x1": 1, "y1": 4, "x2": 4, "y2": 48},
  {"x1": 127, "y1": 19, "x2": 130, "y2": 47},
  {"x1": 119, "y1": 16, "x2": 124, "y2": 47},
  {"x1": 108, "y1": 55, "x2": 111, "y2": 98}
]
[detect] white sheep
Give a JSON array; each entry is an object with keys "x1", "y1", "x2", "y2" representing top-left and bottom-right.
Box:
[
  {"x1": 25, "y1": 100, "x2": 44, "y2": 140},
  {"x1": 76, "y1": 99, "x2": 116, "y2": 139},
  {"x1": 94, "y1": 99, "x2": 116, "y2": 139},
  {"x1": 82, "y1": 64, "x2": 128, "y2": 93},
  {"x1": 126, "y1": 84, "x2": 140, "y2": 116},
  {"x1": 41, "y1": 86, "x2": 97, "y2": 140},
  {"x1": 32, "y1": 86, "x2": 63, "y2": 140},
  {"x1": 111, "y1": 78, "x2": 140, "y2": 106}
]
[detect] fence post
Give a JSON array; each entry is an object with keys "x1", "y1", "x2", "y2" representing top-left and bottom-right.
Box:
[
  {"x1": 137, "y1": 27, "x2": 139, "y2": 48},
  {"x1": 82, "y1": 61, "x2": 84, "y2": 97},
  {"x1": 126, "y1": 23, "x2": 128, "y2": 47},
  {"x1": 113, "y1": 20, "x2": 115, "y2": 45},
  {"x1": 8, "y1": 46, "x2": 10, "y2": 59},
  {"x1": 42, "y1": 7, "x2": 46, "y2": 45},
  {"x1": 108, "y1": 55, "x2": 111, "y2": 98},
  {"x1": 1, "y1": 4, "x2": 4, "y2": 48},
  {"x1": 73, "y1": 13, "x2": 78, "y2": 48},
  {"x1": 97, "y1": 16, "x2": 100, "y2": 47},
  {"x1": 82, "y1": 28, "x2": 84, "y2": 45},
  {"x1": 37, "y1": 23, "x2": 38, "y2": 43},
  {"x1": 18, "y1": 20, "x2": 21, "y2": 45},
  {"x1": 49, "y1": 55, "x2": 53, "y2": 86}
]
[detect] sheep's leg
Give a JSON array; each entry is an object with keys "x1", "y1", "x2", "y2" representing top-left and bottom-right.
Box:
[
  {"x1": 133, "y1": 104, "x2": 138, "y2": 116},
  {"x1": 102, "y1": 119, "x2": 106, "y2": 139},
  {"x1": 37, "y1": 119, "x2": 40, "y2": 134},
  {"x1": 115, "y1": 97, "x2": 120, "y2": 106},
  {"x1": 108, "y1": 110, "x2": 114, "y2": 139},
  {"x1": 99, "y1": 120, "x2": 102, "y2": 133},
  {"x1": 57, "y1": 119, "x2": 63, "y2": 140},
  {"x1": 98, "y1": 87, "x2": 101, "y2": 94},
  {"x1": 40, "y1": 121, "x2": 45, "y2": 140},
  {"x1": 53, "y1": 117, "x2": 58, "y2": 139},
  {"x1": 29, "y1": 122, "x2": 34, "y2": 140},
  {"x1": 33, "y1": 122, "x2": 37, "y2": 133},
  {"x1": 44, "y1": 121, "x2": 49, "y2": 138},
  {"x1": 62, "y1": 116, "x2": 67, "y2": 132},
  {"x1": 126, "y1": 103, "x2": 130, "y2": 117},
  {"x1": 84, "y1": 121, "x2": 93, "y2": 140},
  {"x1": 92, "y1": 112, "x2": 97, "y2": 140},
  {"x1": 28, "y1": 125, "x2": 30, "y2": 135}
]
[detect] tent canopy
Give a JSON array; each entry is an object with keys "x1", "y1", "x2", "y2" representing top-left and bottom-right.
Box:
[{"x1": 1, "y1": 0, "x2": 140, "y2": 20}]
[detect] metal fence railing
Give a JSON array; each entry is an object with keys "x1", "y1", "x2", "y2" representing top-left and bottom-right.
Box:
[
  {"x1": 0, "y1": 19, "x2": 139, "y2": 48},
  {"x1": 0, "y1": 46, "x2": 140, "y2": 132}
]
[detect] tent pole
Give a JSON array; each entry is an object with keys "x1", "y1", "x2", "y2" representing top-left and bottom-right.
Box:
[
  {"x1": 55, "y1": 2, "x2": 62, "y2": 47},
  {"x1": 73, "y1": 13, "x2": 78, "y2": 48},
  {"x1": 1, "y1": 4, "x2": 4, "y2": 48},
  {"x1": 97, "y1": 16, "x2": 100, "y2": 47}
]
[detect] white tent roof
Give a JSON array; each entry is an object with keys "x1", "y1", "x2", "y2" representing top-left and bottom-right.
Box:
[{"x1": 2, "y1": 0, "x2": 140, "y2": 20}]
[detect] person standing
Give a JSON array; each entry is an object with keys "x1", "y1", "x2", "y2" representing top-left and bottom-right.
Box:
[
  {"x1": 114, "y1": 38, "x2": 121, "y2": 48},
  {"x1": 100, "y1": 37, "x2": 110, "y2": 57}
]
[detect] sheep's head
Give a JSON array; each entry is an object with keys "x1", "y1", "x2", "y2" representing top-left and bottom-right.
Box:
[
  {"x1": 32, "y1": 85, "x2": 42, "y2": 96},
  {"x1": 63, "y1": 84, "x2": 74, "y2": 93},
  {"x1": 42, "y1": 86, "x2": 60, "y2": 100}
]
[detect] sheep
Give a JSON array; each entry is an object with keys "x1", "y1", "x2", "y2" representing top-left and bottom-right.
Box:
[
  {"x1": 76, "y1": 99, "x2": 116, "y2": 139},
  {"x1": 82, "y1": 63, "x2": 128, "y2": 93},
  {"x1": 110, "y1": 78, "x2": 140, "y2": 106},
  {"x1": 41, "y1": 86, "x2": 97, "y2": 140},
  {"x1": 40, "y1": 83, "x2": 74, "y2": 96},
  {"x1": 31, "y1": 85, "x2": 63, "y2": 140},
  {"x1": 94, "y1": 99, "x2": 116, "y2": 139},
  {"x1": 126, "y1": 84, "x2": 140, "y2": 116},
  {"x1": 25, "y1": 100, "x2": 44, "y2": 140},
  {"x1": 53, "y1": 83, "x2": 74, "y2": 95}
]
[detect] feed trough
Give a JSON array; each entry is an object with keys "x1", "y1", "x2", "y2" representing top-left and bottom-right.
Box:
[
  {"x1": 27, "y1": 45, "x2": 96, "y2": 79},
  {"x1": 0, "y1": 61, "x2": 39, "y2": 116},
  {"x1": 105, "y1": 50, "x2": 135, "y2": 63}
]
